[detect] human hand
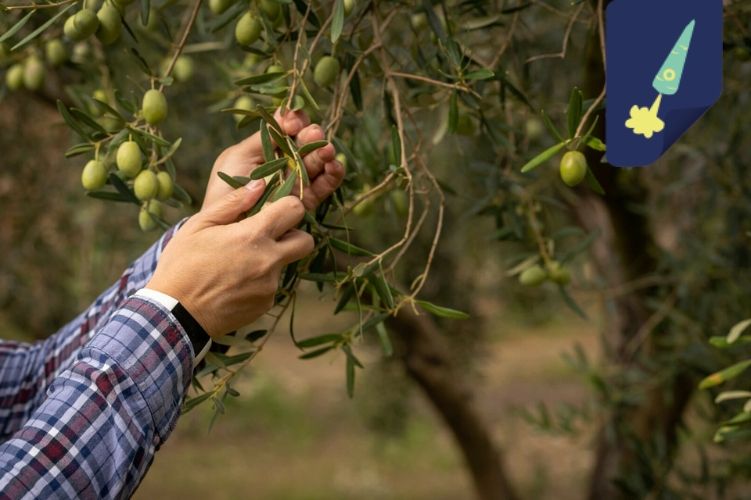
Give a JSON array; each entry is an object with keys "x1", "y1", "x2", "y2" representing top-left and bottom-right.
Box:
[
  {"x1": 203, "y1": 108, "x2": 345, "y2": 212},
  {"x1": 147, "y1": 181, "x2": 314, "y2": 337}
]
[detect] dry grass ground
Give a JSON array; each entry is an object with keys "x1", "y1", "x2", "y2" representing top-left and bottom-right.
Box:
[{"x1": 136, "y1": 294, "x2": 598, "y2": 500}]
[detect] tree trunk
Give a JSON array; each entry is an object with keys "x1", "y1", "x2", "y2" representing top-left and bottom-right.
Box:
[
  {"x1": 387, "y1": 307, "x2": 519, "y2": 500},
  {"x1": 577, "y1": 7, "x2": 696, "y2": 498}
]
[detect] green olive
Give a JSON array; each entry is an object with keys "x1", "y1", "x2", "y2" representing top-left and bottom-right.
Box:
[
  {"x1": 410, "y1": 13, "x2": 427, "y2": 31},
  {"x1": 335, "y1": 152, "x2": 347, "y2": 169},
  {"x1": 343, "y1": 0, "x2": 355, "y2": 15},
  {"x1": 5, "y1": 64, "x2": 24, "y2": 91},
  {"x1": 81, "y1": 159, "x2": 108, "y2": 190},
  {"x1": 146, "y1": 199, "x2": 163, "y2": 216},
  {"x1": 266, "y1": 63, "x2": 284, "y2": 74},
  {"x1": 313, "y1": 56, "x2": 340, "y2": 87},
  {"x1": 96, "y1": 4, "x2": 121, "y2": 45},
  {"x1": 259, "y1": 0, "x2": 281, "y2": 20},
  {"x1": 559, "y1": 151, "x2": 588, "y2": 187},
  {"x1": 63, "y1": 14, "x2": 82, "y2": 40},
  {"x1": 138, "y1": 207, "x2": 157, "y2": 231},
  {"x1": 73, "y1": 9, "x2": 100, "y2": 39},
  {"x1": 116, "y1": 141, "x2": 143, "y2": 177},
  {"x1": 209, "y1": 0, "x2": 233, "y2": 15},
  {"x1": 173, "y1": 55, "x2": 194, "y2": 82},
  {"x1": 235, "y1": 11, "x2": 262, "y2": 46},
  {"x1": 242, "y1": 53, "x2": 261, "y2": 69},
  {"x1": 546, "y1": 261, "x2": 571, "y2": 285},
  {"x1": 71, "y1": 42, "x2": 90, "y2": 63},
  {"x1": 353, "y1": 184, "x2": 374, "y2": 216},
  {"x1": 83, "y1": 0, "x2": 102, "y2": 9},
  {"x1": 45, "y1": 39, "x2": 67, "y2": 67},
  {"x1": 142, "y1": 88, "x2": 168, "y2": 125},
  {"x1": 98, "y1": 114, "x2": 124, "y2": 133},
  {"x1": 134, "y1": 169, "x2": 159, "y2": 201},
  {"x1": 525, "y1": 117, "x2": 544, "y2": 140},
  {"x1": 93, "y1": 88, "x2": 108, "y2": 102},
  {"x1": 233, "y1": 95, "x2": 254, "y2": 123},
  {"x1": 23, "y1": 57, "x2": 45, "y2": 91},
  {"x1": 156, "y1": 171, "x2": 174, "y2": 200},
  {"x1": 519, "y1": 265, "x2": 547, "y2": 287},
  {"x1": 112, "y1": 0, "x2": 135, "y2": 8}
]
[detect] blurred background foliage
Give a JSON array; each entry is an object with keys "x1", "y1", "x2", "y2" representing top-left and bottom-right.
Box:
[{"x1": 2, "y1": 0, "x2": 751, "y2": 498}]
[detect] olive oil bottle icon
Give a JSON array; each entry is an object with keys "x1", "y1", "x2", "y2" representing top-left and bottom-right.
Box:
[{"x1": 625, "y1": 20, "x2": 696, "y2": 139}]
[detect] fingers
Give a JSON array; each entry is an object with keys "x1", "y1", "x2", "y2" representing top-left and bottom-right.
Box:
[
  {"x1": 302, "y1": 160, "x2": 346, "y2": 210},
  {"x1": 249, "y1": 195, "x2": 307, "y2": 239},
  {"x1": 276, "y1": 229, "x2": 315, "y2": 265},
  {"x1": 275, "y1": 108, "x2": 310, "y2": 137},
  {"x1": 197, "y1": 180, "x2": 266, "y2": 227},
  {"x1": 296, "y1": 124, "x2": 336, "y2": 179}
]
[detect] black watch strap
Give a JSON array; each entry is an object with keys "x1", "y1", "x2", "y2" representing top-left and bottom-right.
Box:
[{"x1": 171, "y1": 302, "x2": 211, "y2": 355}]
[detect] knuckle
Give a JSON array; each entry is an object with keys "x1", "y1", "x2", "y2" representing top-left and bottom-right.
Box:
[{"x1": 284, "y1": 196, "x2": 305, "y2": 218}]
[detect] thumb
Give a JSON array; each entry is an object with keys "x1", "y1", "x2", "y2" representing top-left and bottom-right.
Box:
[{"x1": 197, "y1": 179, "x2": 266, "y2": 227}]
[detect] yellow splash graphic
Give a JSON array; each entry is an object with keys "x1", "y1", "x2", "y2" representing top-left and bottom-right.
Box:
[{"x1": 625, "y1": 94, "x2": 665, "y2": 139}]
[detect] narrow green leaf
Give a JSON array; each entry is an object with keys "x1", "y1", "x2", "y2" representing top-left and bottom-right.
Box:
[
  {"x1": 329, "y1": 237, "x2": 373, "y2": 256},
  {"x1": 57, "y1": 100, "x2": 89, "y2": 138},
  {"x1": 345, "y1": 352, "x2": 355, "y2": 397},
  {"x1": 299, "y1": 345, "x2": 335, "y2": 359},
  {"x1": 391, "y1": 125, "x2": 402, "y2": 167},
  {"x1": 268, "y1": 127, "x2": 292, "y2": 156},
  {"x1": 520, "y1": 142, "x2": 567, "y2": 173},
  {"x1": 159, "y1": 137, "x2": 182, "y2": 164},
  {"x1": 298, "y1": 140, "x2": 329, "y2": 156},
  {"x1": 416, "y1": 300, "x2": 470, "y2": 320},
  {"x1": 298, "y1": 333, "x2": 341, "y2": 348},
  {"x1": 251, "y1": 157, "x2": 288, "y2": 179},
  {"x1": 540, "y1": 109, "x2": 565, "y2": 143},
  {"x1": 298, "y1": 77, "x2": 320, "y2": 111},
  {"x1": 376, "y1": 322, "x2": 393, "y2": 356},
  {"x1": 567, "y1": 87, "x2": 583, "y2": 139},
  {"x1": 0, "y1": 10, "x2": 35, "y2": 44},
  {"x1": 65, "y1": 143, "x2": 95, "y2": 158},
  {"x1": 728, "y1": 319, "x2": 751, "y2": 344},
  {"x1": 584, "y1": 168, "x2": 606, "y2": 195},
  {"x1": 247, "y1": 173, "x2": 279, "y2": 216},
  {"x1": 586, "y1": 137, "x2": 607, "y2": 152},
  {"x1": 331, "y1": 0, "x2": 344, "y2": 43},
  {"x1": 271, "y1": 172, "x2": 296, "y2": 201},
  {"x1": 181, "y1": 392, "x2": 212, "y2": 413},
  {"x1": 715, "y1": 391, "x2": 751, "y2": 403},
  {"x1": 11, "y1": 3, "x2": 75, "y2": 52},
  {"x1": 464, "y1": 69, "x2": 495, "y2": 81},
  {"x1": 700, "y1": 360, "x2": 751, "y2": 390},
  {"x1": 255, "y1": 105, "x2": 283, "y2": 134},
  {"x1": 261, "y1": 123, "x2": 274, "y2": 162},
  {"x1": 369, "y1": 270, "x2": 395, "y2": 310},
  {"x1": 86, "y1": 190, "x2": 133, "y2": 203},
  {"x1": 108, "y1": 173, "x2": 140, "y2": 204},
  {"x1": 217, "y1": 171, "x2": 247, "y2": 189}
]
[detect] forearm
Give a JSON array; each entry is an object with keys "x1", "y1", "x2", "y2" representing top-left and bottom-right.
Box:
[
  {"x1": 0, "y1": 296, "x2": 194, "y2": 500},
  {"x1": 0, "y1": 220, "x2": 187, "y2": 439}
]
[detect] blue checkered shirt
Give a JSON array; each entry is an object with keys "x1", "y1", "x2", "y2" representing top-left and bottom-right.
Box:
[{"x1": 0, "y1": 222, "x2": 194, "y2": 499}]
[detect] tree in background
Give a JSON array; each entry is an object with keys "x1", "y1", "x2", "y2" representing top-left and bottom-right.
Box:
[{"x1": 1, "y1": 0, "x2": 751, "y2": 498}]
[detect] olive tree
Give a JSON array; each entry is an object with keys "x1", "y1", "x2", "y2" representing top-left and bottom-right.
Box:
[{"x1": 2, "y1": 0, "x2": 751, "y2": 498}]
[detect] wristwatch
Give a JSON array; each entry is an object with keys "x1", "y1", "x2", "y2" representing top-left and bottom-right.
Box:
[{"x1": 134, "y1": 288, "x2": 213, "y2": 364}]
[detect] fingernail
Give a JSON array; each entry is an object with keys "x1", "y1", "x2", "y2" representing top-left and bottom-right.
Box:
[{"x1": 246, "y1": 179, "x2": 264, "y2": 191}]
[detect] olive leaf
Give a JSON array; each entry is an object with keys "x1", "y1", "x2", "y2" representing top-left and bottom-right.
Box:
[
  {"x1": 0, "y1": 10, "x2": 35, "y2": 44},
  {"x1": 298, "y1": 140, "x2": 329, "y2": 156},
  {"x1": 250, "y1": 157, "x2": 288, "y2": 179},
  {"x1": 520, "y1": 142, "x2": 568, "y2": 173},
  {"x1": 331, "y1": 0, "x2": 344, "y2": 43},
  {"x1": 416, "y1": 300, "x2": 469, "y2": 319},
  {"x1": 11, "y1": 3, "x2": 75, "y2": 52}
]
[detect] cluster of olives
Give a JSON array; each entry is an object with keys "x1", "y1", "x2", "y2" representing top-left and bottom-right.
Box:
[
  {"x1": 519, "y1": 260, "x2": 571, "y2": 287},
  {"x1": 63, "y1": 0, "x2": 125, "y2": 46},
  {"x1": 81, "y1": 137, "x2": 174, "y2": 231}
]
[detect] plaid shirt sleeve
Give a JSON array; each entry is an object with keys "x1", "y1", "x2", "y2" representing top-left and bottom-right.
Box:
[
  {"x1": 0, "y1": 295, "x2": 194, "y2": 499},
  {"x1": 0, "y1": 219, "x2": 187, "y2": 440}
]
